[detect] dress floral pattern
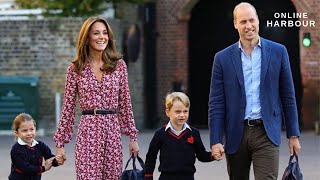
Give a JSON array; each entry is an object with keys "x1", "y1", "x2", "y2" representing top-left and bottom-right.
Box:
[{"x1": 54, "y1": 59, "x2": 138, "y2": 180}]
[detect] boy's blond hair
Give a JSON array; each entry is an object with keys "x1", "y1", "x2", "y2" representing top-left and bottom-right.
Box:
[{"x1": 165, "y1": 92, "x2": 190, "y2": 110}]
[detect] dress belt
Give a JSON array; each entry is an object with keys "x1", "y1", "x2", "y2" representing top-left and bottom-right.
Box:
[
  {"x1": 244, "y1": 119, "x2": 263, "y2": 126},
  {"x1": 82, "y1": 109, "x2": 117, "y2": 115}
]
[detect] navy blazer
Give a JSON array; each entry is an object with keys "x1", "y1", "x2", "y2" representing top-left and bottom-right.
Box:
[{"x1": 208, "y1": 37, "x2": 300, "y2": 154}]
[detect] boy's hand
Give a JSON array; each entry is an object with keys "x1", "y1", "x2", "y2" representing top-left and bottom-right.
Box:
[{"x1": 211, "y1": 143, "x2": 225, "y2": 161}]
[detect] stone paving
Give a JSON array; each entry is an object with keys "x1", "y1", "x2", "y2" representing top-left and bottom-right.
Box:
[{"x1": 1, "y1": 130, "x2": 319, "y2": 180}]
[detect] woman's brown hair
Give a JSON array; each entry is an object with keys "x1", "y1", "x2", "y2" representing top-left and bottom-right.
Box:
[{"x1": 72, "y1": 17, "x2": 122, "y2": 74}]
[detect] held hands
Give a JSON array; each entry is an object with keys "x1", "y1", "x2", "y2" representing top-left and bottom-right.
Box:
[
  {"x1": 44, "y1": 157, "x2": 54, "y2": 171},
  {"x1": 55, "y1": 147, "x2": 67, "y2": 165},
  {"x1": 289, "y1": 136, "x2": 301, "y2": 156},
  {"x1": 129, "y1": 140, "x2": 139, "y2": 157},
  {"x1": 211, "y1": 143, "x2": 225, "y2": 161}
]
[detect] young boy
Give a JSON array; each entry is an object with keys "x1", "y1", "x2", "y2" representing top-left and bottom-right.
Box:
[
  {"x1": 9, "y1": 113, "x2": 59, "y2": 180},
  {"x1": 144, "y1": 92, "x2": 215, "y2": 180}
]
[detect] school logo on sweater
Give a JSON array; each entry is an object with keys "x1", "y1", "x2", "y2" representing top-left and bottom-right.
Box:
[{"x1": 187, "y1": 136, "x2": 194, "y2": 144}]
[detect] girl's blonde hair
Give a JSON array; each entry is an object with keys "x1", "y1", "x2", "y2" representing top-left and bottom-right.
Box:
[
  {"x1": 12, "y1": 113, "x2": 36, "y2": 131},
  {"x1": 165, "y1": 92, "x2": 190, "y2": 110}
]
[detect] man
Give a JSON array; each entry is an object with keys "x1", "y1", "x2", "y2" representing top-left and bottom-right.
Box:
[{"x1": 208, "y1": 2, "x2": 301, "y2": 180}]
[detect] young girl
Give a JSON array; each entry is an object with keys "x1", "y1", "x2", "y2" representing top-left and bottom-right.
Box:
[
  {"x1": 144, "y1": 92, "x2": 215, "y2": 180},
  {"x1": 8, "y1": 113, "x2": 58, "y2": 180}
]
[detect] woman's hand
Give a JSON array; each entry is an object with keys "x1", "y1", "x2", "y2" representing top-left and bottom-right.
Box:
[
  {"x1": 55, "y1": 147, "x2": 67, "y2": 165},
  {"x1": 129, "y1": 141, "x2": 139, "y2": 157}
]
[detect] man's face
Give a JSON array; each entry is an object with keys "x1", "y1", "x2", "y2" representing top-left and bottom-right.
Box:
[{"x1": 234, "y1": 6, "x2": 259, "y2": 42}]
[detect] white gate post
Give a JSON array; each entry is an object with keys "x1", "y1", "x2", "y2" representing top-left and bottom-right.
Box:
[{"x1": 55, "y1": 92, "x2": 61, "y2": 127}]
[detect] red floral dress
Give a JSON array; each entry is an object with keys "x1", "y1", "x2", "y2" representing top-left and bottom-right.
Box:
[{"x1": 53, "y1": 59, "x2": 138, "y2": 180}]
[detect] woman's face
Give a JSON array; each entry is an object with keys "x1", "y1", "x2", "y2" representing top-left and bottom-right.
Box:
[{"x1": 88, "y1": 21, "x2": 109, "y2": 53}]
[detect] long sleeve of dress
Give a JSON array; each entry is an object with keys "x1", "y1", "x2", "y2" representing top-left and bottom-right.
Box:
[
  {"x1": 117, "y1": 60, "x2": 138, "y2": 141},
  {"x1": 53, "y1": 65, "x2": 78, "y2": 148}
]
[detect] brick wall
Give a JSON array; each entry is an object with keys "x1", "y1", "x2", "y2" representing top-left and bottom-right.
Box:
[
  {"x1": 116, "y1": 2, "x2": 145, "y2": 129},
  {"x1": 0, "y1": 18, "x2": 82, "y2": 132},
  {"x1": 156, "y1": 0, "x2": 191, "y2": 124},
  {"x1": 292, "y1": 0, "x2": 320, "y2": 129}
]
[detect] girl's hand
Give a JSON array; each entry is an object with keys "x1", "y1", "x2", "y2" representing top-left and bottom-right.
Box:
[{"x1": 44, "y1": 157, "x2": 54, "y2": 171}]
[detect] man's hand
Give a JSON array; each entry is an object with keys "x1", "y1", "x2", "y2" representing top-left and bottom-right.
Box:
[
  {"x1": 289, "y1": 136, "x2": 301, "y2": 156},
  {"x1": 211, "y1": 143, "x2": 225, "y2": 161}
]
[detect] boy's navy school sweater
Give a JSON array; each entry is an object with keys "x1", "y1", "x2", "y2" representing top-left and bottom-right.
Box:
[
  {"x1": 9, "y1": 140, "x2": 59, "y2": 180},
  {"x1": 144, "y1": 125, "x2": 215, "y2": 180}
]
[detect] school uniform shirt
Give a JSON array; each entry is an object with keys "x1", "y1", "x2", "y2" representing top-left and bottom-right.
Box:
[
  {"x1": 8, "y1": 138, "x2": 57, "y2": 180},
  {"x1": 144, "y1": 123, "x2": 215, "y2": 180},
  {"x1": 165, "y1": 121, "x2": 190, "y2": 136}
]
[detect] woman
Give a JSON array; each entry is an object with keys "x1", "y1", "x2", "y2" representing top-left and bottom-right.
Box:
[{"x1": 53, "y1": 17, "x2": 139, "y2": 180}]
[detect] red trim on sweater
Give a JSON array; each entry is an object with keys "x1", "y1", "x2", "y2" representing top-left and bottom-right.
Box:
[
  {"x1": 14, "y1": 168, "x2": 23, "y2": 173},
  {"x1": 144, "y1": 174, "x2": 153, "y2": 177},
  {"x1": 38, "y1": 166, "x2": 44, "y2": 174},
  {"x1": 167, "y1": 129, "x2": 188, "y2": 139},
  {"x1": 210, "y1": 154, "x2": 216, "y2": 160}
]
